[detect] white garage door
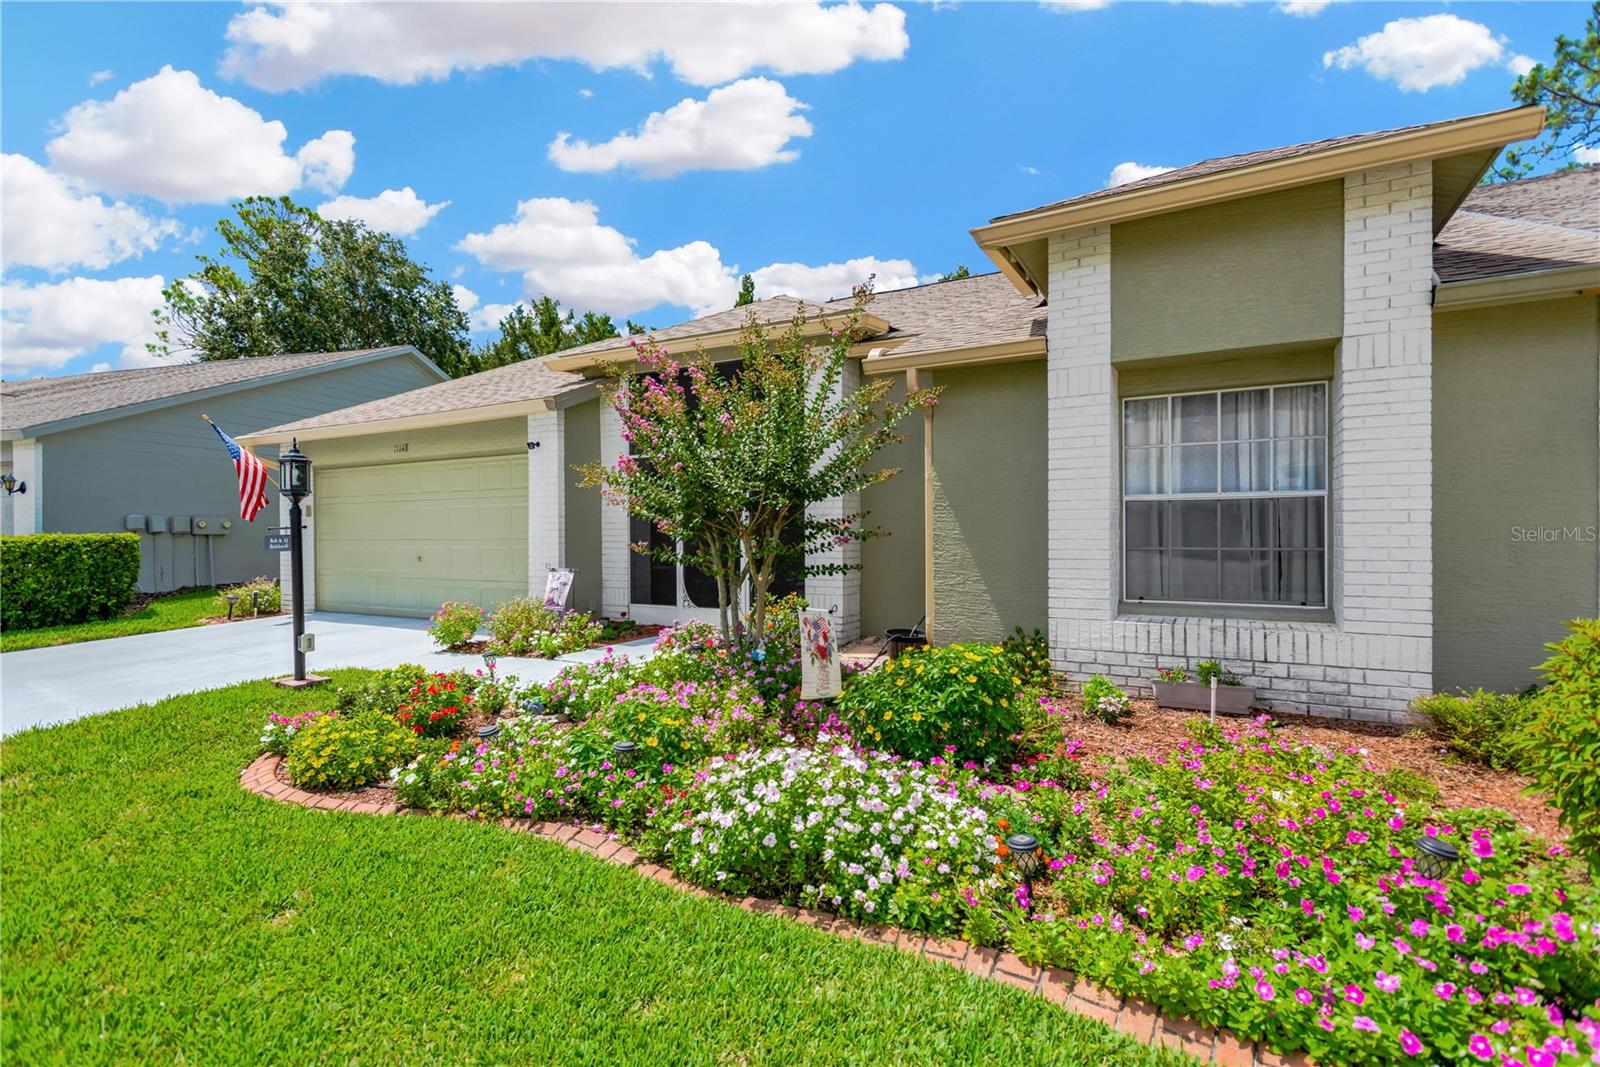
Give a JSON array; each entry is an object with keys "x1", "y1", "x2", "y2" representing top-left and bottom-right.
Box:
[{"x1": 314, "y1": 454, "x2": 528, "y2": 617}]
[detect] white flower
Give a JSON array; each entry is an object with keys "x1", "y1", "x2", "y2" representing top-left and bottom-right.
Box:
[{"x1": 761, "y1": 833, "x2": 777, "y2": 848}]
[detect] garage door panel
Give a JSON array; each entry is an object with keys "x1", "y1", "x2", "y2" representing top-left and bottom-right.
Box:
[{"x1": 315, "y1": 455, "x2": 529, "y2": 618}]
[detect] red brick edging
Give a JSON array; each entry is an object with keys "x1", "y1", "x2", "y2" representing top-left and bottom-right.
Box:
[{"x1": 240, "y1": 753, "x2": 1309, "y2": 1066}]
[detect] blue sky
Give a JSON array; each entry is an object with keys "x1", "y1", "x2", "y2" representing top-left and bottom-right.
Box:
[{"x1": 0, "y1": 1, "x2": 1585, "y2": 378}]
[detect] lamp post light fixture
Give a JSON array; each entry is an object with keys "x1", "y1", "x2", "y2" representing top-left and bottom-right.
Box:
[
  {"x1": 1006, "y1": 832, "x2": 1042, "y2": 911},
  {"x1": 0, "y1": 473, "x2": 25, "y2": 495},
  {"x1": 1414, "y1": 837, "x2": 1460, "y2": 881},
  {"x1": 274, "y1": 439, "x2": 321, "y2": 687},
  {"x1": 225, "y1": 592, "x2": 240, "y2": 620}
]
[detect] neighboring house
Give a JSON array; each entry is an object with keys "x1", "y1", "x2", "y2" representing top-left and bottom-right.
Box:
[
  {"x1": 1, "y1": 347, "x2": 448, "y2": 593},
  {"x1": 245, "y1": 105, "x2": 1600, "y2": 719}
]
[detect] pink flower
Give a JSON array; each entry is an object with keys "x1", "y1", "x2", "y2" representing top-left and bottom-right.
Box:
[
  {"x1": 1446, "y1": 923, "x2": 1465, "y2": 942},
  {"x1": 1353, "y1": 1016, "x2": 1380, "y2": 1033},
  {"x1": 1506, "y1": 883, "x2": 1531, "y2": 896},
  {"x1": 1399, "y1": 1029, "x2": 1423, "y2": 1057},
  {"x1": 1255, "y1": 979, "x2": 1275, "y2": 1002},
  {"x1": 1294, "y1": 987, "x2": 1314, "y2": 1006},
  {"x1": 1434, "y1": 981, "x2": 1456, "y2": 1000},
  {"x1": 1343, "y1": 984, "x2": 1366, "y2": 1005},
  {"x1": 1375, "y1": 971, "x2": 1402, "y2": 993},
  {"x1": 1468, "y1": 1034, "x2": 1495, "y2": 1060}
]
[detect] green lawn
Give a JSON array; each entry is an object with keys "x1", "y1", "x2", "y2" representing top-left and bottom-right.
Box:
[
  {"x1": 0, "y1": 588, "x2": 241, "y2": 653},
  {"x1": 0, "y1": 674, "x2": 1189, "y2": 1066}
]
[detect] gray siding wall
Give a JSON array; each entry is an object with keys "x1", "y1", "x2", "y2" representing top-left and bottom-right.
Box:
[
  {"x1": 563, "y1": 400, "x2": 604, "y2": 617},
  {"x1": 41, "y1": 355, "x2": 442, "y2": 592},
  {"x1": 930, "y1": 360, "x2": 1048, "y2": 644},
  {"x1": 1433, "y1": 295, "x2": 1600, "y2": 693},
  {"x1": 1110, "y1": 181, "x2": 1343, "y2": 362},
  {"x1": 860, "y1": 375, "x2": 926, "y2": 636}
]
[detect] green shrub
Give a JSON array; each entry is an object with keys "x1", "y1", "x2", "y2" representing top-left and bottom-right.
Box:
[
  {"x1": 1517, "y1": 618, "x2": 1600, "y2": 875},
  {"x1": 0, "y1": 532, "x2": 140, "y2": 630},
  {"x1": 1081, "y1": 674, "x2": 1130, "y2": 724},
  {"x1": 1409, "y1": 688, "x2": 1528, "y2": 770},
  {"x1": 1194, "y1": 660, "x2": 1243, "y2": 687},
  {"x1": 1002, "y1": 626, "x2": 1054, "y2": 688},
  {"x1": 427, "y1": 600, "x2": 482, "y2": 649},
  {"x1": 395, "y1": 671, "x2": 479, "y2": 738},
  {"x1": 333, "y1": 663, "x2": 432, "y2": 716},
  {"x1": 214, "y1": 576, "x2": 280, "y2": 617},
  {"x1": 487, "y1": 596, "x2": 602, "y2": 657},
  {"x1": 285, "y1": 710, "x2": 416, "y2": 791},
  {"x1": 835, "y1": 642, "x2": 1020, "y2": 759}
]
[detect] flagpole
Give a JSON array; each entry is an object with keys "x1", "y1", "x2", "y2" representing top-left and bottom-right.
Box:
[{"x1": 202, "y1": 413, "x2": 280, "y2": 486}]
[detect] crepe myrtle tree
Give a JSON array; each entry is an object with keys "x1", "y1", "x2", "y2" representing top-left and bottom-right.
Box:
[{"x1": 581, "y1": 288, "x2": 938, "y2": 647}]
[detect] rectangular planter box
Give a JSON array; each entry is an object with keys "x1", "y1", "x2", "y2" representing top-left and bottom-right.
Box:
[{"x1": 1152, "y1": 680, "x2": 1257, "y2": 716}]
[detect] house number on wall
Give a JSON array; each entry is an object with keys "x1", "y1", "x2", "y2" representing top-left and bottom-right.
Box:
[{"x1": 393, "y1": 443, "x2": 409, "y2": 453}]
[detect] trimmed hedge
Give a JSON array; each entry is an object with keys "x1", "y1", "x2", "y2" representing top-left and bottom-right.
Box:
[{"x1": 0, "y1": 533, "x2": 141, "y2": 631}]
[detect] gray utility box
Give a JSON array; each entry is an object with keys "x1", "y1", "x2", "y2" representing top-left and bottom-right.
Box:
[
  {"x1": 124, "y1": 514, "x2": 145, "y2": 531},
  {"x1": 144, "y1": 514, "x2": 169, "y2": 534}
]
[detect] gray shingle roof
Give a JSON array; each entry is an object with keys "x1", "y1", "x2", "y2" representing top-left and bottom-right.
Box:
[
  {"x1": 249, "y1": 352, "x2": 591, "y2": 438},
  {"x1": 847, "y1": 273, "x2": 1045, "y2": 358},
  {"x1": 1, "y1": 347, "x2": 426, "y2": 435},
  {"x1": 990, "y1": 110, "x2": 1511, "y2": 224},
  {"x1": 554, "y1": 295, "x2": 827, "y2": 361},
  {"x1": 1435, "y1": 166, "x2": 1600, "y2": 283}
]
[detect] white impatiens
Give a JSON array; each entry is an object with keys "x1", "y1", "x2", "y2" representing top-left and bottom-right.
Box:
[{"x1": 655, "y1": 745, "x2": 1002, "y2": 930}]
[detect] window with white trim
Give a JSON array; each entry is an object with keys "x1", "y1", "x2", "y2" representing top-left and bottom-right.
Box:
[{"x1": 1122, "y1": 382, "x2": 1327, "y2": 607}]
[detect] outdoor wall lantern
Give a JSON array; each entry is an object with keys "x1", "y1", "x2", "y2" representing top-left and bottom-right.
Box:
[
  {"x1": 0, "y1": 473, "x2": 25, "y2": 495},
  {"x1": 225, "y1": 592, "x2": 240, "y2": 620},
  {"x1": 1414, "y1": 837, "x2": 1460, "y2": 881},
  {"x1": 1006, "y1": 832, "x2": 1041, "y2": 911}
]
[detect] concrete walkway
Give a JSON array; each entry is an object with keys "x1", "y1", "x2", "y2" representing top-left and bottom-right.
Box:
[{"x1": 0, "y1": 612, "x2": 655, "y2": 735}]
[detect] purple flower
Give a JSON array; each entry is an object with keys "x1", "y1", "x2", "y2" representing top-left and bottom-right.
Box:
[
  {"x1": 1255, "y1": 979, "x2": 1275, "y2": 1002},
  {"x1": 1343, "y1": 984, "x2": 1366, "y2": 1005},
  {"x1": 1468, "y1": 1034, "x2": 1495, "y2": 1060},
  {"x1": 1353, "y1": 1016, "x2": 1380, "y2": 1033},
  {"x1": 1375, "y1": 971, "x2": 1402, "y2": 993},
  {"x1": 1399, "y1": 1029, "x2": 1423, "y2": 1057}
]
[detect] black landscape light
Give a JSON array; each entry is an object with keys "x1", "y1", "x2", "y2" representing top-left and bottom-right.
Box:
[
  {"x1": 1414, "y1": 837, "x2": 1460, "y2": 881},
  {"x1": 1007, "y1": 832, "x2": 1041, "y2": 909},
  {"x1": 612, "y1": 740, "x2": 638, "y2": 766},
  {"x1": 251, "y1": 589, "x2": 262, "y2": 616},
  {"x1": 225, "y1": 592, "x2": 239, "y2": 620},
  {"x1": 482, "y1": 651, "x2": 498, "y2": 683},
  {"x1": 476, "y1": 722, "x2": 502, "y2": 742}
]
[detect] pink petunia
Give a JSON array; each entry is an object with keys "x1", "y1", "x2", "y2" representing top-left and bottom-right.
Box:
[
  {"x1": 1353, "y1": 1016, "x2": 1380, "y2": 1033},
  {"x1": 1468, "y1": 1034, "x2": 1494, "y2": 1060},
  {"x1": 1256, "y1": 979, "x2": 1275, "y2": 1002},
  {"x1": 1400, "y1": 1029, "x2": 1423, "y2": 1057}
]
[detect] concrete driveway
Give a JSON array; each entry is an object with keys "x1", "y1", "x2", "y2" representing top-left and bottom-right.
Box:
[{"x1": 1, "y1": 611, "x2": 655, "y2": 735}]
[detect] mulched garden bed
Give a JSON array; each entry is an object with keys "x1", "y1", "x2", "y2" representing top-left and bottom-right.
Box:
[{"x1": 1052, "y1": 697, "x2": 1566, "y2": 843}]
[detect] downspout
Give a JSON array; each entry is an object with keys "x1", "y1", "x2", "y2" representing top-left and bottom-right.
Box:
[{"x1": 907, "y1": 368, "x2": 935, "y2": 644}]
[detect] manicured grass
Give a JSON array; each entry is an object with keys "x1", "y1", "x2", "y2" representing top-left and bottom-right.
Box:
[
  {"x1": 0, "y1": 588, "x2": 247, "y2": 653},
  {"x1": 0, "y1": 674, "x2": 1190, "y2": 1066}
]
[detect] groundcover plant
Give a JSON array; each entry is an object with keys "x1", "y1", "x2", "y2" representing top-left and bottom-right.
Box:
[{"x1": 257, "y1": 621, "x2": 1600, "y2": 1066}]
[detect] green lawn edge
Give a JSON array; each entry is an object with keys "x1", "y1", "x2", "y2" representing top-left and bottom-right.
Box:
[
  {"x1": 0, "y1": 672, "x2": 1192, "y2": 1066},
  {"x1": 0, "y1": 588, "x2": 239, "y2": 653}
]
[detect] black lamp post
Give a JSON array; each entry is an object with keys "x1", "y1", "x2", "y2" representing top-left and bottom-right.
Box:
[
  {"x1": 1414, "y1": 837, "x2": 1460, "y2": 881},
  {"x1": 278, "y1": 439, "x2": 314, "y2": 685},
  {"x1": 1007, "y1": 832, "x2": 1041, "y2": 911}
]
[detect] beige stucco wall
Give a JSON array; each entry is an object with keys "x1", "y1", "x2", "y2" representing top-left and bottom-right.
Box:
[
  {"x1": 1433, "y1": 295, "x2": 1600, "y2": 693},
  {"x1": 1110, "y1": 180, "x2": 1343, "y2": 362},
  {"x1": 860, "y1": 375, "x2": 926, "y2": 635},
  {"x1": 929, "y1": 360, "x2": 1048, "y2": 644},
  {"x1": 563, "y1": 400, "x2": 604, "y2": 617}
]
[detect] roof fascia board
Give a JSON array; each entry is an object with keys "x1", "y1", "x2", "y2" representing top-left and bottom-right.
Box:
[
  {"x1": 1434, "y1": 264, "x2": 1600, "y2": 311},
  {"x1": 543, "y1": 311, "x2": 894, "y2": 372},
  {"x1": 14, "y1": 346, "x2": 435, "y2": 439},
  {"x1": 972, "y1": 107, "x2": 1545, "y2": 249},
  {"x1": 239, "y1": 397, "x2": 551, "y2": 446},
  {"x1": 862, "y1": 337, "x2": 1047, "y2": 375}
]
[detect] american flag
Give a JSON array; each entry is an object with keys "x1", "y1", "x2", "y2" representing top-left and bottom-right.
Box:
[{"x1": 209, "y1": 420, "x2": 270, "y2": 521}]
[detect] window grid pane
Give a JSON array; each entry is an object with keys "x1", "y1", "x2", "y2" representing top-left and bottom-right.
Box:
[{"x1": 1122, "y1": 383, "x2": 1327, "y2": 607}]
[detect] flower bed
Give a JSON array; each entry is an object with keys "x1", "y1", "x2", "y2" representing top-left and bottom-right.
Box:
[{"x1": 248, "y1": 619, "x2": 1600, "y2": 1066}]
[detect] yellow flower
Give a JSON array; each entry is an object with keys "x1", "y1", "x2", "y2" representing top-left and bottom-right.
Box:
[
  {"x1": 1000, "y1": 698, "x2": 1010, "y2": 708},
  {"x1": 911, "y1": 712, "x2": 923, "y2": 722},
  {"x1": 883, "y1": 710, "x2": 894, "y2": 721},
  {"x1": 885, "y1": 661, "x2": 895, "y2": 673},
  {"x1": 964, "y1": 651, "x2": 982, "y2": 663},
  {"x1": 646, "y1": 737, "x2": 659, "y2": 748},
  {"x1": 966, "y1": 675, "x2": 977, "y2": 683},
  {"x1": 895, "y1": 678, "x2": 906, "y2": 687}
]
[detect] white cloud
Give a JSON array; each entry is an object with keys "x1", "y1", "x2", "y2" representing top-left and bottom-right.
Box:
[
  {"x1": 1276, "y1": 0, "x2": 1332, "y2": 15},
  {"x1": 90, "y1": 361, "x2": 112, "y2": 373},
  {"x1": 1, "y1": 275, "x2": 167, "y2": 373},
  {"x1": 1108, "y1": 161, "x2": 1177, "y2": 187},
  {"x1": 1575, "y1": 145, "x2": 1600, "y2": 165},
  {"x1": 45, "y1": 66, "x2": 356, "y2": 203},
  {"x1": 452, "y1": 284, "x2": 513, "y2": 330},
  {"x1": 222, "y1": 2, "x2": 908, "y2": 90},
  {"x1": 1323, "y1": 15, "x2": 1506, "y2": 92},
  {"x1": 457, "y1": 196, "x2": 735, "y2": 317},
  {"x1": 1, "y1": 154, "x2": 182, "y2": 273},
  {"x1": 1018, "y1": 164, "x2": 1042, "y2": 177},
  {"x1": 549, "y1": 78, "x2": 812, "y2": 178},
  {"x1": 457, "y1": 196, "x2": 919, "y2": 319},
  {"x1": 451, "y1": 284, "x2": 478, "y2": 313},
  {"x1": 318, "y1": 186, "x2": 448, "y2": 236},
  {"x1": 1040, "y1": 1, "x2": 1110, "y2": 10},
  {"x1": 89, "y1": 69, "x2": 113, "y2": 85},
  {"x1": 1506, "y1": 53, "x2": 1538, "y2": 78},
  {"x1": 751, "y1": 258, "x2": 919, "y2": 302},
  {"x1": 578, "y1": 88, "x2": 594, "y2": 99}
]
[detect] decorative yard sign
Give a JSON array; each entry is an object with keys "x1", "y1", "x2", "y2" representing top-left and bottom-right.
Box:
[
  {"x1": 799, "y1": 609, "x2": 841, "y2": 701},
  {"x1": 264, "y1": 533, "x2": 291, "y2": 551},
  {"x1": 542, "y1": 567, "x2": 575, "y2": 611}
]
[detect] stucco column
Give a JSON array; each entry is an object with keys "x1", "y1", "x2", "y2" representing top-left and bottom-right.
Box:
[
  {"x1": 1045, "y1": 225, "x2": 1116, "y2": 662},
  {"x1": 1336, "y1": 162, "x2": 1434, "y2": 672},
  {"x1": 277, "y1": 490, "x2": 315, "y2": 613},
  {"x1": 7, "y1": 440, "x2": 42, "y2": 535},
  {"x1": 526, "y1": 408, "x2": 565, "y2": 591},
  {"x1": 804, "y1": 357, "x2": 864, "y2": 644},
  {"x1": 598, "y1": 398, "x2": 632, "y2": 618}
]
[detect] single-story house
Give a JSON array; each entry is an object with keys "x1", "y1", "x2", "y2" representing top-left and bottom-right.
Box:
[
  {"x1": 1, "y1": 347, "x2": 447, "y2": 592},
  {"x1": 245, "y1": 105, "x2": 1600, "y2": 720}
]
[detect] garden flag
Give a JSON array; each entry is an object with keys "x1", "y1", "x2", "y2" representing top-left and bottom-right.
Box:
[
  {"x1": 209, "y1": 419, "x2": 270, "y2": 522},
  {"x1": 542, "y1": 567, "x2": 575, "y2": 610},
  {"x1": 799, "y1": 609, "x2": 841, "y2": 701}
]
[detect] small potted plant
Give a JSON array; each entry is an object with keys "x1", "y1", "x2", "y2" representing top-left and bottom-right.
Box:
[{"x1": 1151, "y1": 660, "x2": 1256, "y2": 716}]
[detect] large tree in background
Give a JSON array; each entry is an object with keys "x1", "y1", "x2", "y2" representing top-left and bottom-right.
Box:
[
  {"x1": 1493, "y1": 3, "x2": 1599, "y2": 181},
  {"x1": 471, "y1": 297, "x2": 619, "y2": 371},
  {"x1": 152, "y1": 197, "x2": 473, "y2": 375}
]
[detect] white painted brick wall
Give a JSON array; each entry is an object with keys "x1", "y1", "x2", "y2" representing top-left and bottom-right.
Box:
[
  {"x1": 526, "y1": 409, "x2": 565, "y2": 590},
  {"x1": 805, "y1": 357, "x2": 863, "y2": 643},
  {"x1": 1042, "y1": 164, "x2": 1436, "y2": 724},
  {"x1": 598, "y1": 399, "x2": 631, "y2": 618},
  {"x1": 277, "y1": 491, "x2": 315, "y2": 614},
  {"x1": 5, "y1": 439, "x2": 41, "y2": 535}
]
